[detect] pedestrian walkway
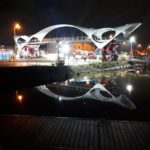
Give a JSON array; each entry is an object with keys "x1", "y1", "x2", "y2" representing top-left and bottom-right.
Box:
[{"x1": 0, "y1": 115, "x2": 150, "y2": 150}]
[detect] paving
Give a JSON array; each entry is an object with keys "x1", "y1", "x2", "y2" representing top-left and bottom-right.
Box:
[{"x1": 0, "y1": 115, "x2": 150, "y2": 150}]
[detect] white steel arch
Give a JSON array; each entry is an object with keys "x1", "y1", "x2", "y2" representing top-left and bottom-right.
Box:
[{"x1": 15, "y1": 23, "x2": 141, "y2": 50}]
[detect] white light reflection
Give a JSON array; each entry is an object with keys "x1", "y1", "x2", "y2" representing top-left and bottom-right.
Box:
[
  {"x1": 58, "y1": 96, "x2": 62, "y2": 101},
  {"x1": 126, "y1": 84, "x2": 133, "y2": 93}
]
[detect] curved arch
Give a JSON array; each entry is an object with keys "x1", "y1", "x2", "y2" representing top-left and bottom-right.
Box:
[
  {"x1": 29, "y1": 37, "x2": 40, "y2": 43},
  {"x1": 15, "y1": 35, "x2": 29, "y2": 42},
  {"x1": 92, "y1": 28, "x2": 116, "y2": 40},
  {"x1": 29, "y1": 24, "x2": 116, "y2": 49},
  {"x1": 15, "y1": 23, "x2": 141, "y2": 50},
  {"x1": 15, "y1": 36, "x2": 29, "y2": 50},
  {"x1": 17, "y1": 38, "x2": 26, "y2": 44},
  {"x1": 36, "y1": 83, "x2": 136, "y2": 109},
  {"x1": 29, "y1": 24, "x2": 93, "y2": 42},
  {"x1": 101, "y1": 30, "x2": 116, "y2": 40}
]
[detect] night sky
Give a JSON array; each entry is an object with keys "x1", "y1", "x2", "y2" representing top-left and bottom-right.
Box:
[{"x1": 0, "y1": 0, "x2": 150, "y2": 45}]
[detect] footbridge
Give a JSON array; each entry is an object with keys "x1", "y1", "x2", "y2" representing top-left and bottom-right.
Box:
[{"x1": 15, "y1": 23, "x2": 141, "y2": 51}]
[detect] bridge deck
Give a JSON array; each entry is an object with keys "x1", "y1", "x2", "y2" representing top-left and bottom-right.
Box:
[{"x1": 0, "y1": 115, "x2": 150, "y2": 150}]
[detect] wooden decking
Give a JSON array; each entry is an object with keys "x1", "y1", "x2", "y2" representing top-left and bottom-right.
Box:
[{"x1": 0, "y1": 115, "x2": 150, "y2": 150}]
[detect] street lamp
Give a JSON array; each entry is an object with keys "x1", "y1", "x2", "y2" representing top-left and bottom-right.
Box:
[
  {"x1": 14, "y1": 23, "x2": 21, "y2": 54},
  {"x1": 130, "y1": 36, "x2": 135, "y2": 59}
]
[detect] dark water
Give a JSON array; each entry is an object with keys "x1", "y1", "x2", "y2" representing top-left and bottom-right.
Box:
[{"x1": 0, "y1": 75, "x2": 150, "y2": 122}]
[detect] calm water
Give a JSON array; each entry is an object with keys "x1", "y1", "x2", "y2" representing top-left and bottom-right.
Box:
[{"x1": 0, "y1": 75, "x2": 150, "y2": 122}]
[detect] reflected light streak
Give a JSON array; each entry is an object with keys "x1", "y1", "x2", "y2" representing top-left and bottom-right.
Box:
[
  {"x1": 86, "y1": 80, "x2": 90, "y2": 85},
  {"x1": 17, "y1": 95, "x2": 23, "y2": 103},
  {"x1": 126, "y1": 84, "x2": 133, "y2": 93},
  {"x1": 58, "y1": 96, "x2": 62, "y2": 101}
]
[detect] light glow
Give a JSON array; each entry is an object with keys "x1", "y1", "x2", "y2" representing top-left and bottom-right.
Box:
[
  {"x1": 130, "y1": 36, "x2": 135, "y2": 43},
  {"x1": 109, "y1": 34, "x2": 113, "y2": 39},
  {"x1": 14, "y1": 23, "x2": 21, "y2": 30},
  {"x1": 61, "y1": 44, "x2": 70, "y2": 54},
  {"x1": 126, "y1": 84, "x2": 133, "y2": 93},
  {"x1": 83, "y1": 76, "x2": 88, "y2": 80},
  {"x1": 86, "y1": 80, "x2": 90, "y2": 85},
  {"x1": 17, "y1": 95, "x2": 23, "y2": 103},
  {"x1": 122, "y1": 41, "x2": 126, "y2": 45},
  {"x1": 69, "y1": 78, "x2": 75, "y2": 82},
  {"x1": 136, "y1": 70, "x2": 140, "y2": 74},
  {"x1": 58, "y1": 96, "x2": 62, "y2": 101},
  {"x1": 137, "y1": 44, "x2": 141, "y2": 48}
]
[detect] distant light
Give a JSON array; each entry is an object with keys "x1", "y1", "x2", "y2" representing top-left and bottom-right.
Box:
[
  {"x1": 126, "y1": 84, "x2": 133, "y2": 93},
  {"x1": 120, "y1": 71, "x2": 125, "y2": 77},
  {"x1": 109, "y1": 34, "x2": 113, "y2": 39},
  {"x1": 83, "y1": 76, "x2": 88, "y2": 80},
  {"x1": 17, "y1": 95, "x2": 23, "y2": 103},
  {"x1": 122, "y1": 41, "x2": 126, "y2": 45},
  {"x1": 130, "y1": 36, "x2": 135, "y2": 43},
  {"x1": 136, "y1": 70, "x2": 140, "y2": 74},
  {"x1": 61, "y1": 44, "x2": 70, "y2": 54},
  {"x1": 58, "y1": 96, "x2": 62, "y2": 101},
  {"x1": 45, "y1": 54, "x2": 57, "y2": 60},
  {"x1": 86, "y1": 80, "x2": 90, "y2": 85},
  {"x1": 65, "y1": 80, "x2": 68, "y2": 85},
  {"x1": 14, "y1": 23, "x2": 21, "y2": 30},
  {"x1": 69, "y1": 78, "x2": 75, "y2": 82},
  {"x1": 137, "y1": 44, "x2": 141, "y2": 48}
]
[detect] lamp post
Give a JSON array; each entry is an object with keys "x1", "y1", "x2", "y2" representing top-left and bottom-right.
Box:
[
  {"x1": 129, "y1": 36, "x2": 135, "y2": 59},
  {"x1": 14, "y1": 23, "x2": 21, "y2": 54}
]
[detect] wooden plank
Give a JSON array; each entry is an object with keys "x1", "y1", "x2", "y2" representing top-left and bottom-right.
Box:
[
  {"x1": 41, "y1": 117, "x2": 60, "y2": 145},
  {"x1": 107, "y1": 121, "x2": 116, "y2": 150},
  {"x1": 130, "y1": 122, "x2": 144, "y2": 150},
  {"x1": 126, "y1": 122, "x2": 140, "y2": 150},
  {"x1": 63, "y1": 118, "x2": 76, "y2": 147},
  {"x1": 133, "y1": 122, "x2": 146, "y2": 148},
  {"x1": 33, "y1": 117, "x2": 52, "y2": 145},
  {"x1": 79, "y1": 119, "x2": 87, "y2": 150},
  {"x1": 83, "y1": 120, "x2": 90, "y2": 150},
  {"x1": 49, "y1": 117, "x2": 66, "y2": 146},
  {"x1": 69, "y1": 118, "x2": 79, "y2": 148},
  {"x1": 65, "y1": 119, "x2": 78, "y2": 148},
  {"x1": 111, "y1": 121, "x2": 122, "y2": 150},
  {"x1": 115, "y1": 121, "x2": 129, "y2": 150},
  {"x1": 7, "y1": 117, "x2": 37, "y2": 144},
  {"x1": 110, "y1": 121, "x2": 120, "y2": 150},
  {"x1": 103, "y1": 120, "x2": 112, "y2": 150},
  {"x1": 0, "y1": 116, "x2": 27, "y2": 144},
  {"x1": 122, "y1": 121, "x2": 136, "y2": 150},
  {"x1": 21, "y1": 117, "x2": 41, "y2": 143},
  {"x1": 74, "y1": 118, "x2": 82, "y2": 148},
  {"x1": 118, "y1": 121, "x2": 130, "y2": 150},
  {"x1": 88, "y1": 120, "x2": 95, "y2": 150},
  {"x1": 138, "y1": 122, "x2": 150, "y2": 149},
  {"x1": 1, "y1": 116, "x2": 150, "y2": 150},
  {"x1": 56, "y1": 118, "x2": 70, "y2": 147},
  {"x1": 93, "y1": 120, "x2": 99, "y2": 150},
  {"x1": 139, "y1": 122, "x2": 150, "y2": 138},
  {"x1": 29, "y1": 117, "x2": 47, "y2": 144},
  {"x1": 99, "y1": 120, "x2": 106, "y2": 150}
]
